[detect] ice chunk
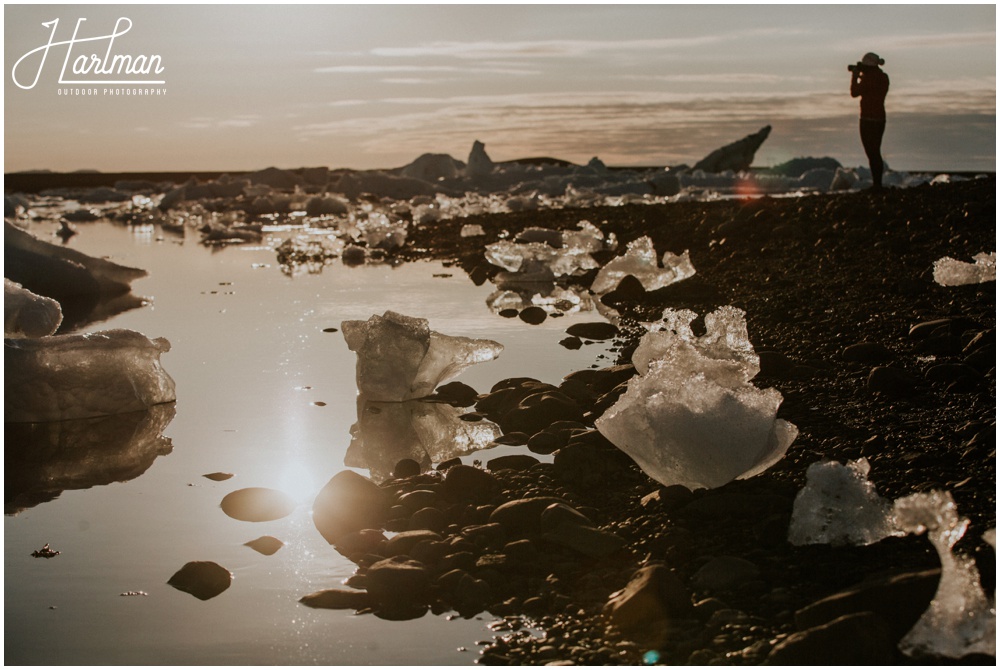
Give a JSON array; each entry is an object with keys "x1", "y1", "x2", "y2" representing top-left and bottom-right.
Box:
[
  {"x1": 341, "y1": 311, "x2": 503, "y2": 402},
  {"x1": 590, "y1": 236, "x2": 696, "y2": 294},
  {"x1": 5, "y1": 278, "x2": 63, "y2": 338},
  {"x1": 596, "y1": 307, "x2": 796, "y2": 490},
  {"x1": 787, "y1": 458, "x2": 898, "y2": 546},
  {"x1": 484, "y1": 227, "x2": 602, "y2": 279},
  {"x1": 345, "y1": 396, "x2": 501, "y2": 482},
  {"x1": 895, "y1": 491, "x2": 995, "y2": 658},
  {"x1": 460, "y1": 224, "x2": 485, "y2": 237},
  {"x1": 933, "y1": 252, "x2": 996, "y2": 286},
  {"x1": 5, "y1": 329, "x2": 176, "y2": 422}
]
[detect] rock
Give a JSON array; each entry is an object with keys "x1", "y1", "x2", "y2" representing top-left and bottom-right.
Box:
[
  {"x1": 540, "y1": 502, "x2": 593, "y2": 531},
  {"x1": 526, "y1": 431, "x2": 564, "y2": 455},
  {"x1": 603, "y1": 564, "x2": 693, "y2": 637},
  {"x1": 519, "y1": 306, "x2": 547, "y2": 325},
  {"x1": 693, "y1": 125, "x2": 771, "y2": 173},
  {"x1": 333, "y1": 529, "x2": 387, "y2": 560},
  {"x1": 843, "y1": 342, "x2": 893, "y2": 364},
  {"x1": 312, "y1": 471, "x2": 392, "y2": 544},
  {"x1": 541, "y1": 523, "x2": 625, "y2": 558},
  {"x1": 398, "y1": 490, "x2": 440, "y2": 513},
  {"x1": 925, "y1": 363, "x2": 980, "y2": 384},
  {"x1": 559, "y1": 336, "x2": 583, "y2": 350},
  {"x1": 220, "y1": 487, "x2": 296, "y2": 522},
  {"x1": 167, "y1": 561, "x2": 233, "y2": 600},
  {"x1": 466, "y1": 140, "x2": 495, "y2": 178},
  {"x1": 203, "y1": 472, "x2": 234, "y2": 482},
  {"x1": 442, "y1": 464, "x2": 499, "y2": 502},
  {"x1": 691, "y1": 556, "x2": 761, "y2": 592},
  {"x1": 552, "y1": 439, "x2": 637, "y2": 488},
  {"x1": 765, "y1": 612, "x2": 896, "y2": 665},
  {"x1": 408, "y1": 507, "x2": 447, "y2": 533},
  {"x1": 487, "y1": 454, "x2": 540, "y2": 471},
  {"x1": 364, "y1": 556, "x2": 431, "y2": 604},
  {"x1": 431, "y1": 381, "x2": 479, "y2": 407},
  {"x1": 795, "y1": 569, "x2": 940, "y2": 644},
  {"x1": 757, "y1": 351, "x2": 795, "y2": 378},
  {"x1": 867, "y1": 366, "x2": 919, "y2": 397},
  {"x1": 244, "y1": 535, "x2": 284, "y2": 555},
  {"x1": 400, "y1": 153, "x2": 463, "y2": 182},
  {"x1": 502, "y1": 539, "x2": 540, "y2": 564},
  {"x1": 489, "y1": 497, "x2": 567, "y2": 536},
  {"x1": 393, "y1": 458, "x2": 422, "y2": 479},
  {"x1": 565, "y1": 322, "x2": 620, "y2": 341},
  {"x1": 299, "y1": 588, "x2": 371, "y2": 610},
  {"x1": 453, "y1": 572, "x2": 492, "y2": 615},
  {"x1": 502, "y1": 391, "x2": 583, "y2": 435},
  {"x1": 384, "y1": 530, "x2": 444, "y2": 557}
]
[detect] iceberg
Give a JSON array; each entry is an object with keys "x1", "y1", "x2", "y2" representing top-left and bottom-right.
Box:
[
  {"x1": 787, "y1": 458, "x2": 898, "y2": 546},
  {"x1": 345, "y1": 396, "x2": 502, "y2": 482},
  {"x1": 595, "y1": 306, "x2": 796, "y2": 490},
  {"x1": 932, "y1": 252, "x2": 996, "y2": 286},
  {"x1": 341, "y1": 311, "x2": 503, "y2": 402},
  {"x1": 5, "y1": 279, "x2": 63, "y2": 338},
  {"x1": 589, "y1": 236, "x2": 696, "y2": 294},
  {"x1": 5, "y1": 329, "x2": 176, "y2": 422}
]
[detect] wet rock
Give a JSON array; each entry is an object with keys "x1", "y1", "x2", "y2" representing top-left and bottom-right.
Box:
[
  {"x1": 244, "y1": 535, "x2": 284, "y2": 555},
  {"x1": 393, "y1": 458, "x2": 422, "y2": 479},
  {"x1": 552, "y1": 438, "x2": 636, "y2": 488},
  {"x1": 599, "y1": 274, "x2": 646, "y2": 306},
  {"x1": 453, "y1": 572, "x2": 492, "y2": 616},
  {"x1": 364, "y1": 556, "x2": 431, "y2": 604},
  {"x1": 603, "y1": 564, "x2": 693, "y2": 637},
  {"x1": 541, "y1": 522, "x2": 625, "y2": 558},
  {"x1": 442, "y1": 464, "x2": 499, "y2": 502},
  {"x1": 398, "y1": 490, "x2": 440, "y2": 513},
  {"x1": 167, "y1": 561, "x2": 232, "y2": 600},
  {"x1": 795, "y1": 569, "x2": 939, "y2": 644},
  {"x1": 925, "y1": 363, "x2": 980, "y2": 384},
  {"x1": 203, "y1": 472, "x2": 234, "y2": 482},
  {"x1": 519, "y1": 306, "x2": 548, "y2": 325},
  {"x1": 299, "y1": 588, "x2": 371, "y2": 610},
  {"x1": 409, "y1": 506, "x2": 447, "y2": 533},
  {"x1": 462, "y1": 522, "x2": 506, "y2": 549},
  {"x1": 489, "y1": 497, "x2": 567, "y2": 536},
  {"x1": 333, "y1": 529, "x2": 387, "y2": 560},
  {"x1": 431, "y1": 381, "x2": 480, "y2": 407},
  {"x1": 559, "y1": 336, "x2": 583, "y2": 350},
  {"x1": 526, "y1": 431, "x2": 564, "y2": 455},
  {"x1": 487, "y1": 454, "x2": 540, "y2": 471},
  {"x1": 867, "y1": 366, "x2": 919, "y2": 397},
  {"x1": 502, "y1": 539, "x2": 541, "y2": 564},
  {"x1": 843, "y1": 342, "x2": 893, "y2": 364},
  {"x1": 501, "y1": 390, "x2": 583, "y2": 435},
  {"x1": 313, "y1": 471, "x2": 392, "y2": 544},
  {"x1": 220, "y1": 487, "x2": 296, "y2": 522},
  {"x1": 691, "y1": 556, "x2": 761, "y2": 592},
  {"x1": 765, "y1": 612, "x2": 896, "y2": 665},
  {"x1": 385, "y1": 530, "x2": 443, "y2": 557},
  {"x1": 565, "y1": 322, "x2": 620, "y2": 341},
  {"x1": 540, "y1": 502, "x2": 593, "y2": 531}
]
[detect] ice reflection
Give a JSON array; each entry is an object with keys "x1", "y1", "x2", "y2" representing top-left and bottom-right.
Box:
[
  {"x1": 4, "y1": 403, "x2": 175, "y2": 514},
  {"x1": 345, "y1": 396, "x2": 501, "y2": 482}
]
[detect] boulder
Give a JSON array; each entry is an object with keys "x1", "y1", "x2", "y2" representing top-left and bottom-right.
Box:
[
  {"x1": 604, "y1": 564, "x2": 693, "y2": 636},
  {"x1": 312, "y1": 471, "x2": 391, "y2": 544},
  {"x1": 167, "y1": 561, "x2": 232, "y2": 600}
]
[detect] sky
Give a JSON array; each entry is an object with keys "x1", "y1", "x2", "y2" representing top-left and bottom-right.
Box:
[{"x1": 4, "y1": 3, "x2": 996, "y2": 173}]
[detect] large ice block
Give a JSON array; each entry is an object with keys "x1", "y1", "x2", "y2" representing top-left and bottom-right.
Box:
[
  {"x1": 596, "y1": 307, "x2": 795, "y2": 490},
  {"x1": 5, "y1": 278, "x2": 63, "y2": 338},
  {"x1": 787, "y1": 458, "x2": 898, "y2": 546},
  {"x1": 590, "y1": 236, "x2": 696, "y2": 294},
  {"x1": 5, "y1": 328, "x2": 177, "y2": 422},
  {"x1": 933, "y1": 252, "x2": 996, "y2": 286},
  {"x1": 342, "y1": 311, "x2": 503, "y2": 402},
  {"x1": 894, "y1": 491, "x2": 996, "y2": 659}
]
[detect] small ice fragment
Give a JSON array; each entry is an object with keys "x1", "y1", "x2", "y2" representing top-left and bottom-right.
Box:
[
  {"x1": 460, "y1": 224, "x2": 485, "y2": 237},
  {"x1": 5, "y1": 328, "x2": 176, "y2": 422},
  {"x1": 596, "y1": 306, "x2": 795, "y2": 490},
  {"x1": 4, "y1": 278, "x2": 63, "y2": 338},
  {"x1": 589, "y1": 236, "x2": 696, "y2": 294},
  {"x1": 341, "y1": 311, "x2": 503, "y2": 402},
  {"x1": 933, "y1": 252, "x2": 996, "y2": 286},
  {"x1": 787, "y1": 458, "x2": 899, "y2": 546},
  {"x1": 895, "y1": 491, "x2": 995, "y2": 659}
]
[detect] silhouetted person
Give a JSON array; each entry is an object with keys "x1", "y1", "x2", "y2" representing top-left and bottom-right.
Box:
[{"x1": 850, "y1": 52, "x2": 889, "y2": 189}]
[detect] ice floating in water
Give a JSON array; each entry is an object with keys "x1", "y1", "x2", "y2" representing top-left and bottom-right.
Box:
[
  {"x1": 595, "y1": 306, "x2": 796, "y2": 490},
  {"x1": 5, "y1": 328, "x2": 177, "y2": 422},
  {"x1": 787, "y1": 458, "x2": 899, "y2": 546},
  {"x1": 5, "y1": 278, "x2": 63, "y2": 338},
  {"x1": 484, "y1": 220, "x2": 609, "y2": 280},
  {"x1": 341, "y1": 311, "x2": 503, "y2": 402},
  {"x1": 589, "y1": 236, "x2": 696, "y2": 294},
  {"x1": 932, "y1": 252, "x2": 996, "y2": 286},
  {"x1": 345, "y1": 396, "x2": 502, "y2": 482},
  {"x1": 894, "y1": 491, "x2": 996, "y2": 659}
]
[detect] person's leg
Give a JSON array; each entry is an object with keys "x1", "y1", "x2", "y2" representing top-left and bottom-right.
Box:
[{"x1": 859, "y1": 119, "x2": 886, "y2": 188}]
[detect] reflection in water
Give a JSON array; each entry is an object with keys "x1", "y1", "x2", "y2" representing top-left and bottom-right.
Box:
[
  {"x1": 4, "y1": 403, "x2": 175, "y2": 514},
  {"x1": 486, "y1": 281, "x2": 595, "y2": 318},
  {"x1": 345, "y1": 396, "x2": 501, "y2": 482}
]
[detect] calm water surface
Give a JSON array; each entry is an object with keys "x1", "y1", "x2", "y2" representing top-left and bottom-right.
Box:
[{"x1": 5, "y1": 219, "x2": 613, "y2": 665}]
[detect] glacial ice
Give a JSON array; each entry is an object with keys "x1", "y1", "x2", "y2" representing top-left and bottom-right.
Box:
[
  {"x1": 341, "y1": 311, "x2": 503, "y2": 402},
  {"x1": 345, "y1": 396, "x2": 502, "y2": 482},
  {"x1": 895, "y1": 491, "x2": 996, "y2": 659},
  {"x1": 787, "y1": 458, "x2": 899, "y2": 546},
  {"x1": 484, "y1": 220, "x2": 610, "y2": 280},
  {"x1": 589, "y1": 236, "x2": 696, "y2": 294},
  {"x1": 5, "y1": 328, "x2": 177, "y2": 422},
  {"x1": 595, "y1": 306, "x2": 796, "y2": 490},
  {"x1": 5, "y1": 278, "x2": 63, "y2": 338},
  {"x1": 933, "y1": 252, "x2": 996, "y2": 286}
]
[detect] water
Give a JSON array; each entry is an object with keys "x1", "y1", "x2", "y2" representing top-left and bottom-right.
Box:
[{"x1": 4, "y1": 218, "x2": 613, "y2": 665}]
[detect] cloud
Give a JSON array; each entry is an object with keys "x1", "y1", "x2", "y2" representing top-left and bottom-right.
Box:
[
  {"x1": 314, "y1": 65, "x2": 539, "y2": 76},
  {"x1": 882, "y1": 31, "x2": 995, "y2": 49},
  {"x1": 368, "y1": 36, "x2": 724, "y2": 60}
]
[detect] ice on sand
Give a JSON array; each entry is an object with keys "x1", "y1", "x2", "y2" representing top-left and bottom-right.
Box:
[
  {"x1": 484, "y1": 220, "x2": 608, "y2": 280},
  {"x1": 933, "y1": 252, "x2": 996, "y2": 286},
  {"x1": 5, "y1": 278, "x2": 63, "y2": 338},
  {"x1": 341, "y1": 311, "x2": 503, "y2": 402},
  {"x1": 787, "y1": 458, "x2": 898, "y2": 546},
  {"x1": 595, "y1": 306, "x2": 796, "y2": 490},
  {"x1": 589, "y1": 236, "x2": 695, "y2": 294},
  {"x1": 5, "y1": 329, "x2": 176, "y2": 422}
]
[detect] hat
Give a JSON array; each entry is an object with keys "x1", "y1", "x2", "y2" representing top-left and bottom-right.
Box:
[{"x1": 861, "y1": 52, "x2": 884, "y2": 67}]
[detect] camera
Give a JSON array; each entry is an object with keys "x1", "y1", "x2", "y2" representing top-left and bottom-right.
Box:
[{"x1": 848, "y1": 62, "x2": 865, "y2": 73}]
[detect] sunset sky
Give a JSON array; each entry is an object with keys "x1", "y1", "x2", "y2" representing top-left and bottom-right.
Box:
[{"x1": 4, "y1": 4, "x2": 996, "y2": 173}]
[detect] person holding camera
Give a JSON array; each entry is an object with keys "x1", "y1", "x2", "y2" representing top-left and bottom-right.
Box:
[{"x1": 849, "y1": 52, "x2": 890, "y2": 189}]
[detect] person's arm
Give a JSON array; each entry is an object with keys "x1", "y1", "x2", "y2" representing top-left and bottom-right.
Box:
[{"x1": 850, "y1": 69, "x2": 864, "y2": 98}]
